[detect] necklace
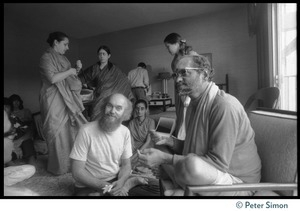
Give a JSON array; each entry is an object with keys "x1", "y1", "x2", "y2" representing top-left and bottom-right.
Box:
[{"x1": 137, "y1": 117, "x2": 146, "y2": 126}]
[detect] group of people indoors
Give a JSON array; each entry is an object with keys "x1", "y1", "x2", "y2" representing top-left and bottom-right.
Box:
[{"x1": 3, "y1": 31, "x2": 261, "y2": 197}]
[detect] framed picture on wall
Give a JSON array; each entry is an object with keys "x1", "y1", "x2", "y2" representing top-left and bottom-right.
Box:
[{"x1": 200, "y1": 53, "x2": 212, "y2": 68}]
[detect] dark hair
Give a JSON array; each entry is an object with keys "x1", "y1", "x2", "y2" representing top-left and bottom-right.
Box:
[
  {"x1": 8, "y1": 94, "x2": 24, "y2": 110},
  {"x1": 4, "y1": 97, "x2": 12, "y2": 107},
  {"x1": 164, "y1": 33, "x2": 181, "y2": 44},
  {"x1": 97, "y1": 45, "x2": 111, "y2": 55},
  {"x1": 137, "y1": 62, "x2": 146, "y2": 69},
  {"x1": 97, "y1": 45, "x2": 113, "y2": 70},
  {"x1": 46, "y1": 31, "x2": 69, "y2": 47},
  {"x1": 135, "y1": 98, "x2": 148, "y2": 110},
  {"x1": 164, "y1": 32, "x2": 193, "y2": 56}
]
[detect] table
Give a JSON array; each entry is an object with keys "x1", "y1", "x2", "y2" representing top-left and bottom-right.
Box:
[{"x1": 149, "y1": 98, "x2": 172, "y2": 111}]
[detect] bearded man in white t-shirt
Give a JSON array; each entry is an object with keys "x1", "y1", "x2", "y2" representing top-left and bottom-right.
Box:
[{"x1": 70, "y1": 93, "x2": 160, "y2": 196}]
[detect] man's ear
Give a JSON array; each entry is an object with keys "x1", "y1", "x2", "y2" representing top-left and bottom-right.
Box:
[{"x1": 200, "y1": 69, "x2": 209, "y2": 80}]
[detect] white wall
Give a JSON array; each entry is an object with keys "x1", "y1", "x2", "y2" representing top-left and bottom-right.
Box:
[
  {"x1": 78, "y1": 5, "x2": 258, "y2": 105},
  {"x1": 4, "y1": 19, "x2": 80, "y2": 113},
  {"x1": 4, "y1": 5, "x2": 257, "y2": 113}
]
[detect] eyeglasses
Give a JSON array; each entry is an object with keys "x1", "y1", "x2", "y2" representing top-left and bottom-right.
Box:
[{"x1": 171, "y1": 67, "x2": 203, "y2": 79}]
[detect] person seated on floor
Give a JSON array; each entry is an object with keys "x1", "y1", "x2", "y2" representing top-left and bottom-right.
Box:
[
  {"x1": 70, "y1": 93, "x2": 160, "y2": 196},
  {"x1": 128, "y1": 98, "x2": 155, "y2": 169},
  {"x1": 4, "y1": 109, "x2": 38, "y2": 196},
  {"x1": 9, "y1": 94, "x2": 33, "y2": 125},
  {"x1": 4, "y1": 97, "x2": 37, "y2": 166},
  {"x1": 138, "y1": 54, "x2": 261, "y2": 196}
]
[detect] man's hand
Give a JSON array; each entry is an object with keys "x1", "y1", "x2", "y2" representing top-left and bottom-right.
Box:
[
  {"x1": 137, "y1": 148, "x2": 170, "y2": 168},
  {"x1": 110, "y1": 180, "x2": 126, "y2": 196},
  {"x1": 111, "y1": 187, "x2": 129, "y2": 196},
  {"x1": 149, "y1": 130, "x2": 174, "y2": 147}
]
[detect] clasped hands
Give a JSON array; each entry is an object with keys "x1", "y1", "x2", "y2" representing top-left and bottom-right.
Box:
[{"x1": 137, "y1": 130, "x2": 173, "y2": 168}]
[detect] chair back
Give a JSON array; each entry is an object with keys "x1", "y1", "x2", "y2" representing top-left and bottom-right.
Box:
[
  {"x1": 244, "y1": 87, "x2": 280, "y2": 112},
  {"x1": 248, "y1": 109, "x2": 297, "y2": 196}
]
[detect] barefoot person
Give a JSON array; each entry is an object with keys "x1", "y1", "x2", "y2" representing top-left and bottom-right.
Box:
[{"x1": 70, "y1": 93, "x2": 160, "y2": 196}]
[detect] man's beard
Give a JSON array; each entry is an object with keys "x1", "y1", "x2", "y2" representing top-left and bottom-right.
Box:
[
  {"x1": 98, "y1": 113, "x2": 123, "y2": 132},
  {"x1": 175, "y1": 82, "x2": 192, "y2": 96}
]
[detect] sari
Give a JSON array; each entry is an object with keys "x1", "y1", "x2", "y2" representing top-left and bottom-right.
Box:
[
  {"x1": 128, "y1": 117, "x2": 155, "y2": 154},
  {"x1": 128, "y1": 116, "x2": 155, "y2": 169},
  {"x1": 78, "y1": 62, "x2": 133, "y2": 121},
  {"x1": 39, "y1": 48, "x2": 87, "y2": 175}
]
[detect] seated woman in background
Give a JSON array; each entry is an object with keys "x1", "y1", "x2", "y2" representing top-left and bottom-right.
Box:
[
  {"x1": 9, "y1": 94, "x2": 32, "y2": 125},
  {"x1": 128, "y1": 99, "x2": 155, "y2": 169},
  {"x1": 4, "y1": 97, "x2": 36, "y2": 166},
  {"x1": 4, "y1": 109, "x2": 38, "y2": 196},
  {"x1": 78, "y1": 45, "x2": 134, "y2": 121}
]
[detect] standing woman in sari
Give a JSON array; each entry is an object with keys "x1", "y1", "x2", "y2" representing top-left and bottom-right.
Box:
[
  {"x1": 163, "y1": 33, "x2": 198, "y2": 140},
  {"x1": 39, "y1": 31, "x2": 87, "y2": 175},
  {"x1": 78, "y1": 45, "x2": 134, "y2": 121}
]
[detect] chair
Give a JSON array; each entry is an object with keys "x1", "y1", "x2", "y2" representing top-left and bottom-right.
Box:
[
  {"x1": 244, "y1": 87, "x2": 280, "y2": 112},
  {"x1": 216, "y1": 74, "x2": 229, "y2": 93},
  {"x1": 184, "y1": 109, "x2": 297, "y2": 196}
]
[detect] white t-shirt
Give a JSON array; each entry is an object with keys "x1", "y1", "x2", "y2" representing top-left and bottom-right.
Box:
[{"x1": 70, "y1": 121, "x2": 132, "y2": 187}]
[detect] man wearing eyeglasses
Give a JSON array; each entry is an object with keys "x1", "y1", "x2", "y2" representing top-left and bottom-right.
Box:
[{"x1": 138, "y1": 54, "x2": 261, "y2": 196}]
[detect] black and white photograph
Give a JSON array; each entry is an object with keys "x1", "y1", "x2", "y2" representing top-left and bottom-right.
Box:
[{"x1": 3, "y1": 3, "x2": 297, "y2": 207}]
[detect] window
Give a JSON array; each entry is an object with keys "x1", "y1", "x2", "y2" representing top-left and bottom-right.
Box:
[{"x1": 272, "y1": 3, "x2": 297, "y2": 111}]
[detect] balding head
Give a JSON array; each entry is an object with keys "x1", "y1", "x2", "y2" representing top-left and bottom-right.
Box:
[
  {"x1": 176, "y1": 54, "x2": 214, "y2": 81},
  {"x1": 107, "y1": 93, "x2": 133, "y2": 121}
]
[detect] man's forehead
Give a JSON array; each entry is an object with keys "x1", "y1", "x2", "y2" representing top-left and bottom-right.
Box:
[
  {"x1": 109, "y1": 95, "x2": 126, "y2": 106},
  {"x1": 176, "y1": 57, "x2": 194, "y2": 68}
]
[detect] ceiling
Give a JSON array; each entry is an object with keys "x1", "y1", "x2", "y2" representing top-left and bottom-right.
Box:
[{"x1": 4, "y1": 3, "x2": 244, "y2": 39}]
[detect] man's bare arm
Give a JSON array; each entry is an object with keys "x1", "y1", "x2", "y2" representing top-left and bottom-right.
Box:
[
  {"x1": 117, "y1": 158, "x2": 131, "y2": 185},
  {"x1": 71, "y1": 159, "x2": 110, "y2": 191}
]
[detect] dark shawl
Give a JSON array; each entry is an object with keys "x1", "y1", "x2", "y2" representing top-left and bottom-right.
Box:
[{"x1": 78, "y1": 62, "x2": 133, "y2": 121}]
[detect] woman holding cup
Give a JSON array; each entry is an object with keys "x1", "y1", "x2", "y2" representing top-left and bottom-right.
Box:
[{"x1": 39, "y1": 31, "x2": 87, "y2": 175}]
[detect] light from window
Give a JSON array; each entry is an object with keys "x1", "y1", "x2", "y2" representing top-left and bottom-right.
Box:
[{"x1": 272, "y1": 3, "x2": 297, "y2": 111}]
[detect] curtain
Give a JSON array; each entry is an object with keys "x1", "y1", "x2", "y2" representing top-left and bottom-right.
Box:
[{"x1": 248, "y1": 3, "x2": 274, "y2": 89}]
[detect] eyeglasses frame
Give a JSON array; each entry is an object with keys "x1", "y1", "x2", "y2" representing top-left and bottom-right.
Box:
[{"x1": 172, "y1": 67, "x2": 206, "y2": 79}]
